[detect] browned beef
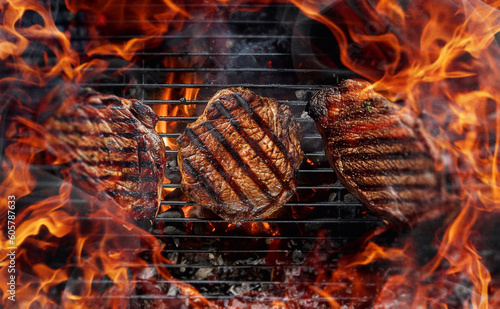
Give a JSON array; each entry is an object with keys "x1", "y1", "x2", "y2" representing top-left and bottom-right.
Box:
[
  {"x1": 44, "y1": 87, "x2": 166, "y2": 229},
  {"x1": 307, "y1": 79, "x2": 450, "y2": 225},
  {"x1": 177, "y1": 87, "x2": 303, "y2": 224}
]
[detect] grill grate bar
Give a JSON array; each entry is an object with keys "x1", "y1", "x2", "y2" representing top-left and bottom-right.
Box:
[
  {"x1": 164, "y1": 150, "x2": 324, "y2": 156},
  {"x1": 153, "y1": 280, "x2": 325, "y2": 285},
  {"x1": 158, "y1": 117, "x2": 316, "y2": 122},
  {"x1": 92, "y1": 52, "x2": 327, "y2": 57},
  {"x1": 122, "y1": 265, "x2": 291, "y2": 269},
  {"x1": 159, "y1": 116, "x2": 198, "y2": 121},
  {"x1": 81, "y1": 83, "x2": 331, "y2": 89},
  {"x1": 82, "y1": 67, "x2": 342, "y2": 74},
  {"x1": 73, "y1": 34, "x2": 326, "y2": 40},
  {"x1": 145, "y1": 99, "x2": 311, "y2": 106},
  {"x1": 36, "y1": 232, "x2": 375, "y2": 240},
  {"x1": 155, "y1": 234, "x2": 374, "y2": 240},
  {"x1": 160, "y1": 201, "x2": 363, "y2": 207},
  {"x1": 159, "y1": 133, "x2": 322, "y2": 138},
  {"x1": 89, "y1": 17, "x2": 300, "y2": 22},
  {"x1": 82, "y1": 295, "x2": 378, "y2": 301},
  {"x1": 28, "y1": 172, "x2": 343, "y2": 189},
  {"x1": 147, "y1": 280, "x2": 372, "y2": 286},
  {"x1": 162, "y1": 184, "x2": 344, "y2": 190},
  {"x1": 118, "y1": 248, "x2": 360, "y2": 253},
  {"x1": 282, "y1": 202, "x2": 364, "y2": 206},
  {"x1": 103, "y1": 3, "x2": 296, "y2": 8},
  {"x1": 81, "y1": 279, "x2": 375, "y2": 285},
  {"x1": 295, "y1": 168, "x2": 335, "y2": 172},
  {"x1": 154, "y1": 218, "x2": 378, "y2": 224},
  {"x1": 159, "y1": 167, "x2": 335, "y2": 173}
]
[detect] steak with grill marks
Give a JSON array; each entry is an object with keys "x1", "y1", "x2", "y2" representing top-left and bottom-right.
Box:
[
  {"x1": 177, "y1": 87, "x2": 303, "y2": 224},
  {"x1": 43, "y1": 86, "x2": 166, "y2": 229},
  {"x1": 307, "y1": 79, "x2": 451, "y2": 225}
]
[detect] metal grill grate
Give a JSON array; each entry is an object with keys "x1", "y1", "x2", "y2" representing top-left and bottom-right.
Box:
[
  {"x1": 8, "y1": 1, "x2": 390, "y2": 305},
  {"x1": 104, "y1": 2, "x2": 387, "y2": 302}
]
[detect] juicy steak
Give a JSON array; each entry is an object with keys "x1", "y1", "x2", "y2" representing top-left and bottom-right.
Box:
[
  {"x1": 177, "y1": 87, "x2": 303, "y2": 224},
  {"x1": 44, "y1": 87, "x2": 166, "y2": 229},
  {"x1": 307, "y1": 79, "x2": 449, "y2": 224}
]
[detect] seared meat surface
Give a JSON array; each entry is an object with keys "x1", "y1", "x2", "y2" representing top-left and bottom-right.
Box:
[
  {"x1": 307, "y1": 79, "x2": 449, "y2": 224},
  {"x1": 177, "y1": 87, "x2": 303, "y2": 224},
  {"x1": 44, "y1": 87, "x2": 166, "y2": 229}
]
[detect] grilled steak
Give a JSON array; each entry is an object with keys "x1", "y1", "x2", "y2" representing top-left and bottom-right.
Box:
[
  {"x1": 177, "y1": 87, "x2": 303, "y2": 224},
  {"x1": 307, "y1": 79, "x2": 449, "y2": 224},
  {"x1": 43, "y1": 86, "x2": 166, "y2": 229}
]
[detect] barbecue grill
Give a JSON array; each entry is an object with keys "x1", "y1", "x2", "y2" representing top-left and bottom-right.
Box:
[
  {"x1": 1, "y1": 0, "x2": 499, "y2": 308},
  {"x1": 131, "y1": 3, "x2": 390, "y2": 304}
]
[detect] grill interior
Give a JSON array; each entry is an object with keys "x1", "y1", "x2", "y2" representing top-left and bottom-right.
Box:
[
  {"x1": 72, "y1": 1, "x2": 400, "y2": 305},
  {"x1": 114, "y1": 2, "x2": 390, "y2": 303}
]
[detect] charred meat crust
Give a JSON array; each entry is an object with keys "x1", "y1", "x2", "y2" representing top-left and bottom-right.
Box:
[
  {"x1": 44, "y1": 86, "x2": 166, "y2": 229},
  {"x1": 307, "y1": 79, "x2": 451, "y2": 225},
  {"x1": 177, "y1": 87, "x2": 303, "y2": 224}
]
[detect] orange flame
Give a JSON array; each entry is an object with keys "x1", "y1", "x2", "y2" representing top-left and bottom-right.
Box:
[
  {"x1": 290, "y1": 0, "x2": 500, "y2": 307},
  {"x1": 0, "y1": 113, "x2": 213, "y2": 308},
  {"x1": 153, "y1": 56, "x2": 200, "y2": 150},
  {"x1": 2, "y1": 0, "x2": 500, "y2": 307},
  {"x1": 0, "y1": 0, "x2": 78, "y2": 84},
  {"x1": 65, "y1": 0, "x2": 191, "y2": 62},
  {"x1": 0, "y1": 0, "x2": 217, "y2": 307}
]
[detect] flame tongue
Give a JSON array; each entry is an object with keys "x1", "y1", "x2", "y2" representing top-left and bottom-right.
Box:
[
  {"x1": 290, "y1": 0, "x2": 500, "y2": 307},
  {"x1": 1, "y1": 0, "x2": 500, "y2": 307}
]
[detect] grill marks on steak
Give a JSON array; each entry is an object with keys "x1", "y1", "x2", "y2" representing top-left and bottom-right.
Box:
[
  {"x1": 44, "y1": 87, "x2": 166, "y2": 229},
  {"x1": 177, "y1": 87, "x2": 303, "y2": 224},
  {"x1": 307, "y1": 79, "x2": 449, "y2": 224}
]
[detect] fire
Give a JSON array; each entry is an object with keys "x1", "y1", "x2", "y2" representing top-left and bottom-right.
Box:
[
  {"x1": 0, "y1": 0, "x2": 77, "y2": 83},
  {"x1": 153, "y1": 57, "x2": 200, "y2": 150},
  {"x1": 0, "y1": 0, "x2": 213, "y2": 307},
  {"x1": 65, "y1": 0, "x2": 191, "y2": 62},
  {"x1": 1, "y1": 0, "x2": 500, "y2": 307},
  {"x1": 290, "y1": 0, "x2": 500, "y2": 307}
]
